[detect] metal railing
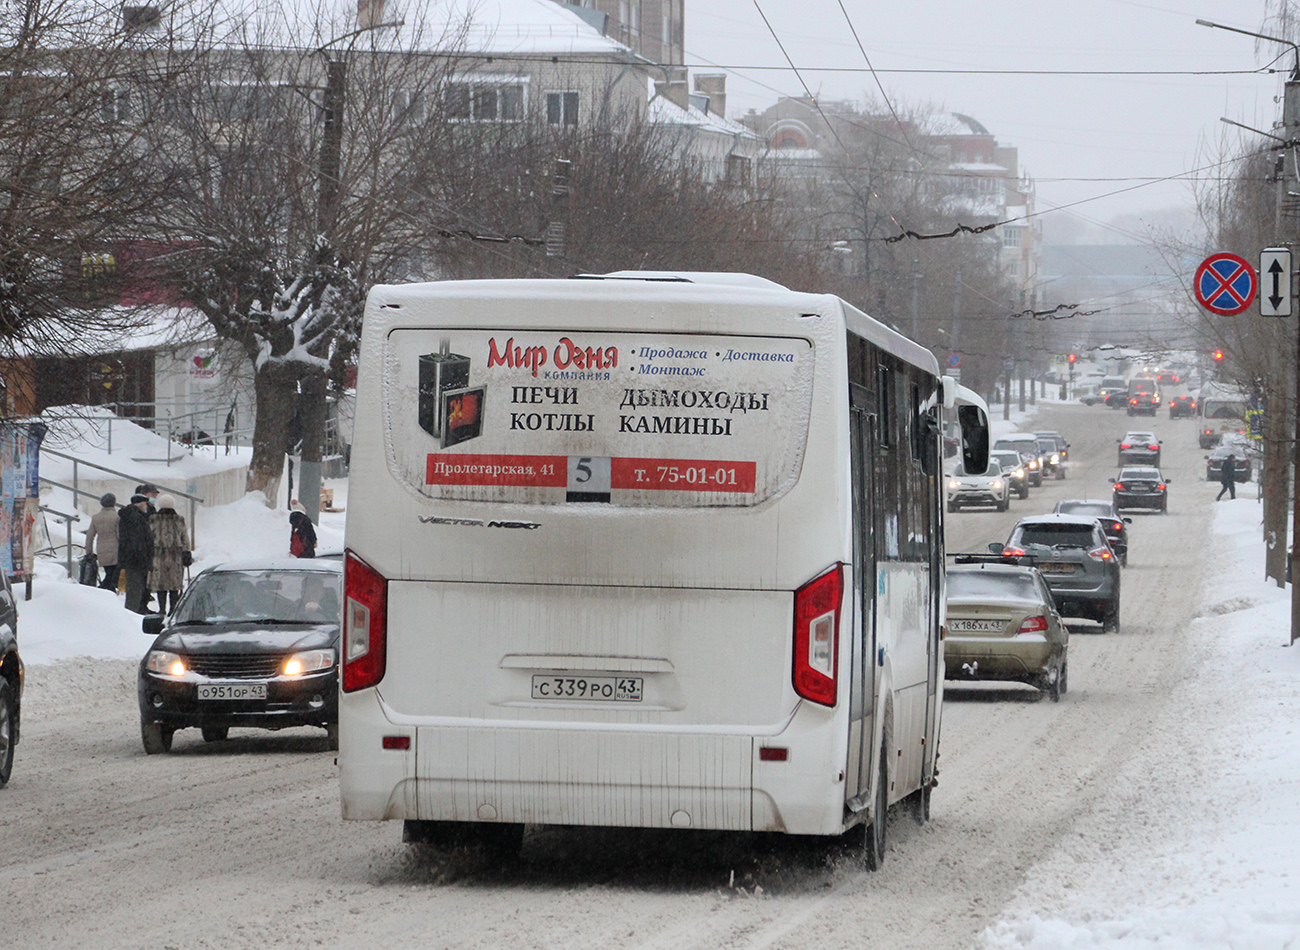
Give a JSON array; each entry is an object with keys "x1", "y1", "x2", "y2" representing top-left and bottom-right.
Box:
[
  {"x1": 38, "y1": 504, "x2": 83, "y2": 581},
  {"x1": 40, "y1": 447, "x2": 205, "y2": 549},
  {"x1": 39, "y1": 402, "x2": 254, "y2": 464}
]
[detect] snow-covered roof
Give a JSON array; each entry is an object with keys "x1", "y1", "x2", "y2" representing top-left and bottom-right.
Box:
[
  {"x1": 647, "y1": 93, "x2": 763, "y2": 141},
  {"x1": 222, "y1": 0, "x2": 632, "y2": 57},
  {"x1": 949, "y1": 162, "x2": 1011, "y2": 174},
  {"x1": 7, "y1": 0, "x2": 632, "y2": 59},
  {"x1": 2, "y1": 306, "x2": 212, "y2": 359}
]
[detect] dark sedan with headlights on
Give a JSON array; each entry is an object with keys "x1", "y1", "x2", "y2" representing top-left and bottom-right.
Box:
[
  {"x1": 1111, "y1": 465, "x2": 1170, "y2": 514},
  {"x1": 1168, "y1": 395, "x2": 1196, "y2": 419},
  {"x1": 137, "y1": 558, "x2": 342, "y2": 754}
]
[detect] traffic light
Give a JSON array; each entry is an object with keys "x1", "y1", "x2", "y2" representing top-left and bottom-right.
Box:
[
  {"x1": 1067, "y1": 353, "x2": 1077, "y2": 364},
  {"x1": 1213, "y1": 349, "x2": 1225, "y2": 363}
]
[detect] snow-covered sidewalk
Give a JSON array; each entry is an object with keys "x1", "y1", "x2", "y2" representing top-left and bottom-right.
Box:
[{"x1": 982, "y1": 498, "x2": 1300, "y2": 949}]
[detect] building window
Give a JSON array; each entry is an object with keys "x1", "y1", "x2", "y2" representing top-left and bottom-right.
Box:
[
  {"x1": 445, "y1": 81, "x2": 526, "y2": 122},
  {"x1": 1003, "y1": 227, "x2": 1022, "y2": 248},
  {"x1": 392, "y1": 90, "x2": 424, "y2": 122},
  {"x1": 122, "y1": 5, "x2": 161, "y2": 30},
  {"x1": 725, "y1": 154, "x2": 751, "y2": 187},
  {"x1": 101, "y1": 89, "x2": 131, "y2": 122},
  {"x1": 546, "y1": 91, "x2": 579, "y2": 126}
]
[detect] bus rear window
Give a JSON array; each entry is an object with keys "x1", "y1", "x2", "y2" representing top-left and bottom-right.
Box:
[{"x1": 383, "y1": 330, "x2": 814, "y2": 507}]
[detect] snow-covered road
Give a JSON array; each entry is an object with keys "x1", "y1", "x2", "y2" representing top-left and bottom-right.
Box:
[{"x1": 2, "y1": 401, "x2": 1296, "y2": 949}]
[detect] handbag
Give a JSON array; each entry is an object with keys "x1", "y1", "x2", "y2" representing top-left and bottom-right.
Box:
[
  {"x1": 78, "y1": 552, "x2": 98, "y2": 586},
  {"x1": 181, "y1": 550, "x2": 193, "y2": 567}
]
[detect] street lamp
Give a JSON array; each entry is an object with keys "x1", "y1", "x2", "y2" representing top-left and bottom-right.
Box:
[{"x1": 1195, "y1": 18, "x2": 1300, "y2": 79}]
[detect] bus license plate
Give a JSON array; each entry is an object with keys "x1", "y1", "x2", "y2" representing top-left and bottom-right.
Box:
[
  {"x1": 198, "y1": 682, "x2": 267, "y2": 701},
  {"x1": 531, "y1": 675, "x2": 643, "y2": 702}
]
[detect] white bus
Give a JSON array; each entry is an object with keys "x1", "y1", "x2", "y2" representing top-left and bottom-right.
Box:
[{"x1": 339, "y1": 272, "x2": 989, "y2": 867}]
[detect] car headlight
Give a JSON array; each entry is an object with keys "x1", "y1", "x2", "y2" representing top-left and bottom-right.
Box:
[
  {"x1": 993, "y1": 480, "x2": 1003, "y2": 489},
  {"x1": 282, "y1": 649, "x2": 336, "y2": 677},
  {"x1": 146, "y1": 650, "x2": 187, "y2": 678},
  {"x1": 1050, "y1": 454, "x2": 1060, "y2": 464},
  {"x1": 948, "y1": 480, "x2": 959, "y2": 490},
  {"x1": 1028, "y1": 460, "x2": 1038, "y2": 469}
]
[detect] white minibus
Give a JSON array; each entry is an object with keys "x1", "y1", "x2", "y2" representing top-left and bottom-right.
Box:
[{"x1": 339, "y1": 272, "x2": 989, "y2": 867}]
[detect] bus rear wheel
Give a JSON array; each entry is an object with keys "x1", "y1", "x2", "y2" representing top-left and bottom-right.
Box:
[{"x1": 864, "y1": 754, "x2": 888, "y2": 870}]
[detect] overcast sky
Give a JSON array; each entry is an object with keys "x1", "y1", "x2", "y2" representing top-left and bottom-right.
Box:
[{"x1": 687, "y1": 0, "x2": 1286, "y2": 242}]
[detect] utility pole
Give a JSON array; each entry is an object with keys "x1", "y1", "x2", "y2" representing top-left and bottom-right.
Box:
[
  {"x1": 910, "y1": 259, "x2": 921, "y2": 340},
  {"x1": 1286, "y1": 72, "x2": 1300, "y2": 644},
  {"x1": 296, "y1": 56, "x2": 349, "y2": 528}
]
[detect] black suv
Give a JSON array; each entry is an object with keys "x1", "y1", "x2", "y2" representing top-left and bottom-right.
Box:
[
  {"x1": 991, "y1": 515, "x2": 1122, "y2": 632},
  {"x1": 0, "y1": 568, "x2": 22, "y2": 786},
  {"x1": 1054, "y1": 499, "x2": 1132, "y2": 567}
]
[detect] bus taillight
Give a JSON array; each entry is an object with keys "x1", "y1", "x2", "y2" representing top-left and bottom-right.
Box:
[
  {"x1": 793, "y1": 565, "x2": 844, "y2": 707},
  {"x1": 343, "y1": 550, "x2": 388, "y2": 693}
]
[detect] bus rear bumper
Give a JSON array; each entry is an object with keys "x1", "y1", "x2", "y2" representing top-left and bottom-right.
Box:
[{"x1": 339, "y1": 695, "x2": 847, "y2": 835}]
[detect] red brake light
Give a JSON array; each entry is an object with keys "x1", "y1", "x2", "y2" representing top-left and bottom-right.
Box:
[
  {"x1": 1157, "y1": 483, "x2": 1166, "y2": 491},
  {"x1": 1018, "y1": 615, "x2": 1049, "y2": 634},
  {"x1": 793, "y1": 565, "x2": 843, "y2": 706},
  {"x1": 1120, "y1": 443, "x2": 1131, "y2": 449},
  {"x1": 342, "y1": 550, "x2": 388, "y2": 693},
  {"x1": 1088, "y1": 546, "x2": 1113, "y2": 561},
  {"x1": 1129, "y1": 399, "x2": 1137, "y2": 405},
  {"x1": 1148, "y1": 444, "x2": 1159, "y2": 451},
  {"x1": 1001, "y1": 547, "x2": 1026, "y2": 558},
  {"x1": 1112, "y1": 521, "x2": 1123, "y2": 532},
  {"x1": 1113, "y1": 482, "x2": 1125, "y2": 491}
]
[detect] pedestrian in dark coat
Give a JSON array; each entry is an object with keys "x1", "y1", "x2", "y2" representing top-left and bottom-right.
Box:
[
  {"x1": 1217, "y1": 453, "x2": 1238, "y2": 500},
  {"x1": 148, "y1": 494, "x2": 191, "y2": 615},
  {"x1": 84, "y1": 493, "x2": 121, "y2": 592},
  {"x1": 289, "y1": 510, "x2": 317, "y2": 558},
  {"x1": 118, "y1": 495, "x2": 155, "y2": 613}
]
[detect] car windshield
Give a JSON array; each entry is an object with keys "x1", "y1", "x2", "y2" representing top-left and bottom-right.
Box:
[
  {"x1": 173, "y1": 569, "x2": 342, "y2": 625},
  {"x1": 991, "y1": 453, "x2": 1021, "y2": 469},
  {"x1": 1037, "y1": 440, "x2": 1056, "y2": 452},
  {"x1": 947, "y1": 571, "x2": 1040, "y2": 601},
  {"x1": 1057, "y1": 502, "x2": 1111, "y2": 518},
  {"x1": 1013, "y1": 523, "x2": 1097, "y2": 549},
  {"x1": 954, "y1": 461, "x2": 999, "y2": 477}
]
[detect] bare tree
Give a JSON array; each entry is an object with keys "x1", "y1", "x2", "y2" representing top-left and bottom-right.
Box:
[
  {"x1": 141, "y1": 6, "x2": 470, "y2": 502},
  {"x1": 0, "y1": 0, "x2": 209, "y2": 359}
]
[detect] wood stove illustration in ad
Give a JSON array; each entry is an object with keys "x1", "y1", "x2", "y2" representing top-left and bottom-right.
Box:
[{"x1": 419, "y1": 342, "x2": 485, "y2": 449}]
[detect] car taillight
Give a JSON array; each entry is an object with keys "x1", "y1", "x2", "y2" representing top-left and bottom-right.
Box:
[
  {"x1": 342, "y1": 550, "x2": 388, "y2": 693},
  {"x1": 793, "y1": 564, "x2": 843, "y2": 707},
  {"x1": 1113, "y1": 482, "x2": 1124, "y2": 491},
  {"x1": 1112, "y1": 521, "x2": 1123, "y2": 532},
  {"x1": 1148, "y1": 444, "x2": 1158, "y2": 451},
  {"x1": 1120, "y1": 443, "x2": 1131, "y2": 449},
  {"x1": 1088, "y1": 547, "x2": 1114, "y2": 561},
  {"x1": 1018, "y1": 615, "x2": 1048, "y2": 634},
  {"x1": 1157, "y1": 483, "x2": 1166, "y2": 490},
  {"x1": 1001, "y1": 547, "x2": 1026, "y2": 558},
  {"x1": 1129, "y1": 398, "x2": 1137, "y2": 405}
]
